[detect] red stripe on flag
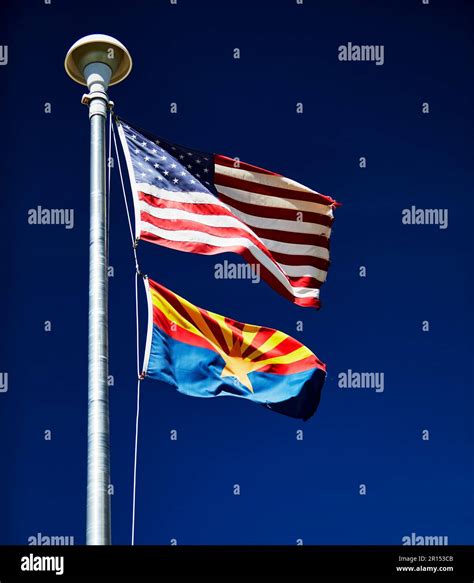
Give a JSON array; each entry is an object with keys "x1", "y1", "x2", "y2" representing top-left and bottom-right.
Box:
[
  {"x1": 140, "y1": 212, "x2": 327, "y2": 275},
  {"x1": 139, "y1": 191, "x2": 330, "y2": 248},
  {"x1": 215, "y1": 154, "x2": 279, "y2": 176},
  {"x1": 140, "y1": 211, "x2": 276, "y2": 256},
  {"x1": 288, "y1": 275, "x2": 324, "y2": 289},
  {"x1": 214, "y1": 171, "x2": 337, "y2": 207},
  {"x1": 216, "y1": 190, "x2": 334, "y2": 227},
  {"x1": 257, "y1": 354, "x2": 326, "y2": 375},
  {"x1": 138, "y1": 191, "x2": 232, "y2": 217},
  {"x1": 268, "y1": 250, "x2": 329, "y2": 272},
  {"x1": 250, "y1": 226, "x2": 330, "y2": 249},
  {"x1": 142, "y1": 231, "x2": 321, "y2": 308},
  {"x1": 140, "y1": 206, "x2": 330, "y2": 253}
]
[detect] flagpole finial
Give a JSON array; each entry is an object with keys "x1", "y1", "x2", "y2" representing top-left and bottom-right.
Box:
[{"x1": 64, "y1": 34, "x2": 132, "y2": 87}]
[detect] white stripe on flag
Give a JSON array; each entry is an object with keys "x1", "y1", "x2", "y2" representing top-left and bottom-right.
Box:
[
  {"x1": 222, "y1": 201, "x2": 332, "y2": 237},
  {"x1": 215, "y1": 184, "x2": 333, "y2": 215},
  {"x1": 277, "y1": 263, "x2": 328, "y2": 281},
  {"x1": 215, "y1": 163, "x2": 327, "y2": 197},
  {"x1": 139, "y1": 200, "x2": 257, "y2": 237},
  {"x1": 138, "y1": 183, "x2": 332, "y2": 238},
  {"x1": 259, "y1": 237, "x2": 330, "y2": 261},
  {"x1": 136, "y1": 183, "x2": 225, "y2": 206},
  {"x1": 139, "y1": 200, "x2": 329, "y2": 261}
]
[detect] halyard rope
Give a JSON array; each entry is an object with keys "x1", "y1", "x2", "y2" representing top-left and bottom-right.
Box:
[{"x1": 111, "y1": 116, "x2": 142, "y2": 546}]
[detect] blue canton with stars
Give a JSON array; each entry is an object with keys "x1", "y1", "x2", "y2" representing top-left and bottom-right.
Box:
[{"x1": 118, "y1": 118, "x2": 217, "y2": 196}]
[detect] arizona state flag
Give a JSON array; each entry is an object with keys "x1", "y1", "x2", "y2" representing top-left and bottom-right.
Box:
[{"x1": 142, "y1": 278, "x2": 326, "y2": 420}]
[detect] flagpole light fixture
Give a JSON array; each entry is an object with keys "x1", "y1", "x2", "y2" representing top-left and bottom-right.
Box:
[
  {"x1": 64, "y1": 34, "x2": 132, "y2": 87},
  {"x1": 64, "y1": 34, "x2": 132, "y2": 546}
]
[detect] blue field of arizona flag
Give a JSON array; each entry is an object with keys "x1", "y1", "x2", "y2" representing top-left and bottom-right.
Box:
[
  {"x1": 142, "y1": 278, "x2": 326, "y2": 420},
  {"x1": 117, "y1": 118, "x2": 339, "y2": 308}
]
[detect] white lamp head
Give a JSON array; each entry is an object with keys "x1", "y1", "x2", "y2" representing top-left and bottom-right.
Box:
[{"x1": 64, "y1": 34, "x2": 132, "y2": 87}]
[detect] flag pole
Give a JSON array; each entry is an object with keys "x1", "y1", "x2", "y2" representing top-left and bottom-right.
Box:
[{"x1": 65, "y1": 35, "x2": 132, "y2": 545}]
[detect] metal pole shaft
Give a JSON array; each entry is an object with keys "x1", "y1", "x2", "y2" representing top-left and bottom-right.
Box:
[{"x1": 86, "y1": 63, "x2": 111, "y2": 545}]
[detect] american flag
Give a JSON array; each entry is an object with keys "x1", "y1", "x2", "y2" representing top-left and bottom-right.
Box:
[{"x1": 117, "y1": 118, "x2": 339, "y2": 308}]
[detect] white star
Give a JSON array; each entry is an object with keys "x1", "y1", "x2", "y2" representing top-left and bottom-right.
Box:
[
  {"x1": 154, "y1": 163, "x2": 160, "y2": 169},
  {"x1": 196, "y1": 159, "x2": 201, "y2": 164},
  {"x1": 180, "y1": 171, "x2": 186, "y2": 176},
  {"x1": 203, "y1": 168, "x2": 209, "y2": 173},
  {"x1": 196, "y1": 173, "x2": 201, "y2": 178},
  {"x1": 163, "y1": 170, "x2": 169, "y2": 176},
  {"x1": 141, "y1": 141, "x2": 146, "y2": 146},
  {"x1": 151, "y1": 149, "x2": 157, "y2": 154},
  {"x1": 134, "y1": 149, "x2": 139, "y2": 154},
  {"x1": 173, "y1": 178, "x2": 179, "y2": 184},
  {"x1": 131, "y1": 134, "x2": 136, "y2": 139},
  {"x1": 144, "y1": 156, "x2": 150, "y2": 162},
  {"x1": 179, "y1": 154, "x2": 185, "y2": 160},
  {"x1": 157, "y1": 175, "x2": 163, "y2": 181},
  {"x1": 187, "y1": 152, "x2": 193, "y2": 156},
  {"x1": 187, "y1": 164, "x2": 192, "y2": 169},
  {"x1": 160, "y1": 155, "x2": 167, "y2": 161},
  {"x1": 190, "y1": 179, "x2": 196, "y2": 184},
  {"x1": 170, "y1": 163, "x2": 177, "y2": 169},
  {"x1": 155, "y1": 139, "x2": 161, "y2": 145}
]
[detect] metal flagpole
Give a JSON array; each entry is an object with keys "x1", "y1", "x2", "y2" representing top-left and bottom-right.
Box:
[{"x1": 64, "y1": 35, "x2": 132, "y2": 545}]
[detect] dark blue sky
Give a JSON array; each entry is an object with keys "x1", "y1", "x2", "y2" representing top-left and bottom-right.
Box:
[{"x1": 0, "y1": 0, "x2": 473, "y2": 545}]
